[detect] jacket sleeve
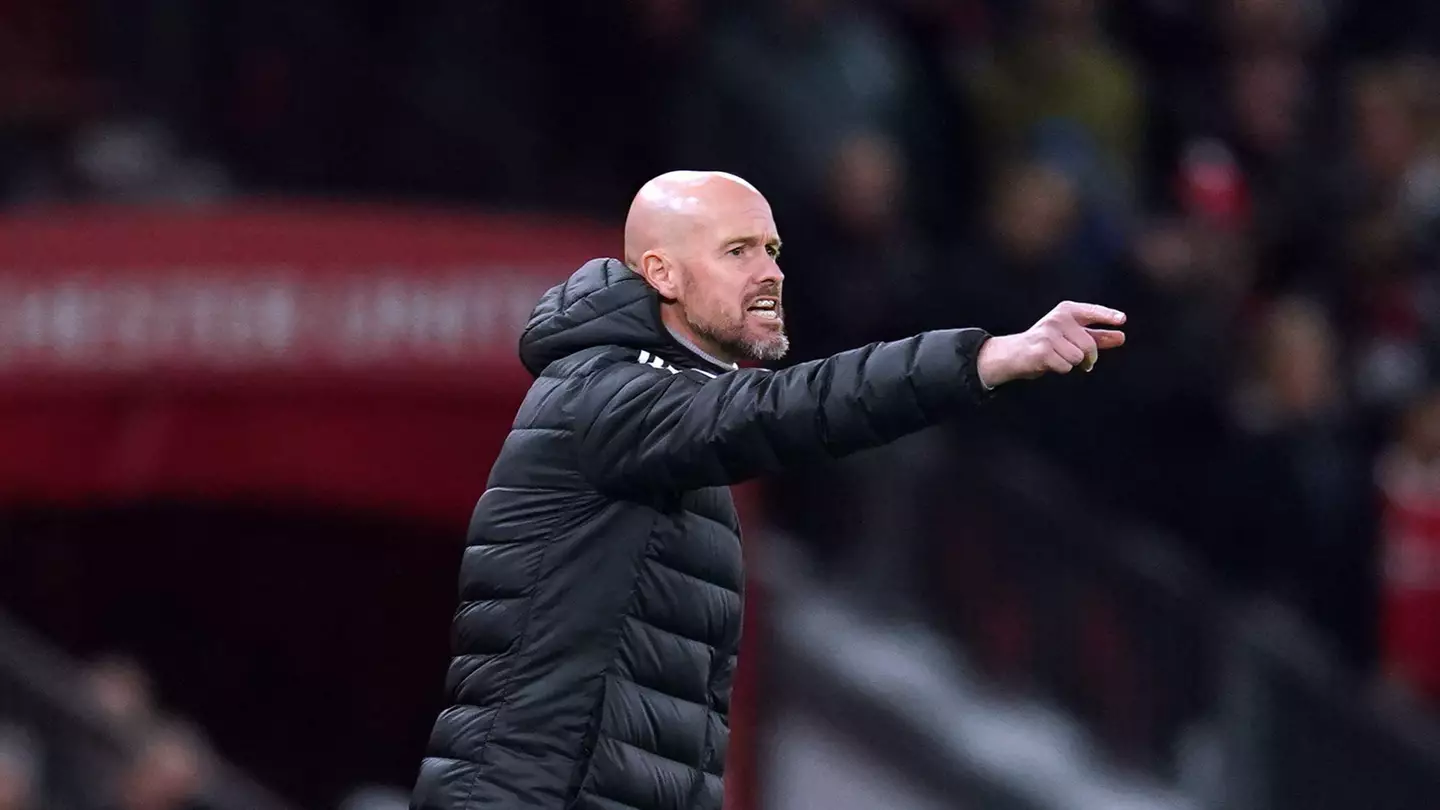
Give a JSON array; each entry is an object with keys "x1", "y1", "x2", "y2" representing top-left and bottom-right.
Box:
[{"x1": 573, "y1": 328, "x2": 993, "y2": 495}]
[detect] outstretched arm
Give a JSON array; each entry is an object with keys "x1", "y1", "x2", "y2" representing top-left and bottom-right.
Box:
[
  {"x1": 575, "y1": 329, "x2": 989, "y2": 495},
  {"x1": 574, "y1": 302, "x2": 1125, "y2": 496}
]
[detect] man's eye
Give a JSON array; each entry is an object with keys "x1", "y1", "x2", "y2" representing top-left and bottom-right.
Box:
[
  {"x1": 729, "y1": 246, "x2": 746, "y2": 256},
  {"x1": 767, "y1": 246, "x2": 780, "y2": 259}
]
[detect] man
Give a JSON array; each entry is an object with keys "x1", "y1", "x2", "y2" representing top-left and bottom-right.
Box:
[{"x1": 412, "y1": 171, "x2": 1125, "y2": 810}]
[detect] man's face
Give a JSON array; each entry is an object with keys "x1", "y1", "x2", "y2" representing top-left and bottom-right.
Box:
[{"x1": 672, "y1": 193, "x2": 789, "y2": 363}]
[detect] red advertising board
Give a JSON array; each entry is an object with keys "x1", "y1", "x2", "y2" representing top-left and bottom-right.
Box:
[
  {"x1": 0, "y1": 203, "x2": 617, "y2": 387},
  {"x1": 0, "y1": 203, "x2": 618, "y2": 523}
]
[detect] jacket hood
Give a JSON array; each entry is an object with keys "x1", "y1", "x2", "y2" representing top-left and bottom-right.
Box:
[{"x1": 518, "y1": 258, "x2": 668, "y2": 376}]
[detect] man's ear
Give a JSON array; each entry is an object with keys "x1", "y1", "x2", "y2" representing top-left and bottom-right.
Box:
[{"x1": 639, "y1": 250, "x2": 681, "y2": 301}]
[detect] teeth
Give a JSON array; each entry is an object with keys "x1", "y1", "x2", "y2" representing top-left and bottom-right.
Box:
[{"x1": 747, "y1": 297, "x2": 780, "y2": 320}]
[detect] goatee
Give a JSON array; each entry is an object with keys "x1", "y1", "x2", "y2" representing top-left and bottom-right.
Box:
[{"x1": 689, "y1": 314, "x2": 790, "y2": 364}]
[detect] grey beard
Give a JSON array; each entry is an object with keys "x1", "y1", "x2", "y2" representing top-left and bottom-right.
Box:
[
  {"x1": 689, "y1": 314, "x2": 790, "y2": 364},
  {"x1": 739, "y1": 330, "x2": 790, "y2": 362}
]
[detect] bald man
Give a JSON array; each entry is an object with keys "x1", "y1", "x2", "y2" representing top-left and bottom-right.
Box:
[{"x1": 412, "y1": 172, "x2": 1125, "y2": 810}]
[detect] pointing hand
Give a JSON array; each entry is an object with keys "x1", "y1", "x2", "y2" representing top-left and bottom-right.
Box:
[{"x1": 976, "y1": 301, "x2": 1127, "y2": 389}]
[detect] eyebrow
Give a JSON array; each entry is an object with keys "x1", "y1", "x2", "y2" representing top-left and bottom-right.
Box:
[{"x1": 723, "y1": 235, "x2": 783, "y2": 250}]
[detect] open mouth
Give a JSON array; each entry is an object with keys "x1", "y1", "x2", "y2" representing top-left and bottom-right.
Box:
[{"x1": 747, "y1": 297, "x2": 781, "y2": 321}]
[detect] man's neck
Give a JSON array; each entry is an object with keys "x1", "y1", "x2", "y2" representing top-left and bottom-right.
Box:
[{"x1": 665, "y1": 325, "x2": 738, "y2": 372}]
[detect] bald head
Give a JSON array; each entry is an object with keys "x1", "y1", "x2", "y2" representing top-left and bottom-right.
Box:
[
  {"x1": 623, "y1": 171, "x2": 766, "y2": 267},
  {"x1": 621, "y1": 170, "x2": 788, "y2": 364}
]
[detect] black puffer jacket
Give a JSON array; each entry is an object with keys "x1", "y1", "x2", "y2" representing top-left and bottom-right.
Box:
[{"x1": 412, "y1": 258, "x2": 992, "y2": 810}]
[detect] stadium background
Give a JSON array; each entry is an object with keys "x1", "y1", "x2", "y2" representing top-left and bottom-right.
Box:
[{"x1": 2, "y1": 0, "x2": 1440, "y2": 808}]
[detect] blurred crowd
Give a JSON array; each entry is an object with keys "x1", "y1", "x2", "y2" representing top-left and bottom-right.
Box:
[
  {"x1": 0, "y1": 655, "x2": 410, "y2": 810},
  {"x1": 3, "y1": 0, "x2": 1440, "y2": 741},
  {"x1": 0, "y1": 655, "x2": 213, "y2": 810}
]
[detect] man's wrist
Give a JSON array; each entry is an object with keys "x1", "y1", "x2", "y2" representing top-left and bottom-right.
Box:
[{"x1": 975, "y1": 334, "x2": 1008, "y2": 390}]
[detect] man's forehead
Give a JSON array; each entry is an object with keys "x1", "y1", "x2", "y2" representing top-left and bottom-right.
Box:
[{"x1": 702, "y1": 200, "x2": 778, "y2": 240}]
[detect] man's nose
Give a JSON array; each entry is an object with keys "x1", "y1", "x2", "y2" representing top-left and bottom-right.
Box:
[{"x1": 757, "y1": 257, "x2": 783, "y2": 287}]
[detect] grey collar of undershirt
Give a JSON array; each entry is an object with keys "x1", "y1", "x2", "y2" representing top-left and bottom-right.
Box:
[{"x1": 666, "y1": 326, "x2": 739, "y2": 373}]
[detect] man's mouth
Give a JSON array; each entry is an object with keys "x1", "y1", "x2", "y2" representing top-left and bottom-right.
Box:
[{"x1": 746, "y1": 297, "x2": 781, "y2": 321}]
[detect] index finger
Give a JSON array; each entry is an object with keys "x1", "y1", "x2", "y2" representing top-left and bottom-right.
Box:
[{"x1": 1061, "y1": 302, "x2": 1127, "y2": 327}]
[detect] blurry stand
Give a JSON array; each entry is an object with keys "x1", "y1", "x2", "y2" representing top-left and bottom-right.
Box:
[
  {"x1": 751, "y1": 533, "x2": 1193, "y2": 810},
  {"x1": 0, "y1": 609, "x2": 298, "y2": 810},
  {"x1": 750, "y1": 432, "x2": 1440, "y2": 810},
  {"x1": 1217, "y1": 601, "x2": 1440, "y2": 810}
]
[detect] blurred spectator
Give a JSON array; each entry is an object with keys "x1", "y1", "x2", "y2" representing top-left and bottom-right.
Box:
[
  {"x1": 84, "y1": 654, "x2": 156, "y2": 734},
  {"x1": 924, "y1": 158, "x2": 1139, "y2": 487},
  {"x1": 1346, "y1": 58, "x2": 1440, "y2": 234},
  {"x1": 676, "y1": 0, "x2": 911, "y2": 219},
  {"x1": 1341, "y1": 212, "x2": 1439, "y2": 412},
  {"x1": 0, "y1": 725, "x2": 39, "y2": 810},
  {"x1": 1227, "y1": 51, "x2": 1332, "y2": 288},
  {"x1": 69, "y1": 114, "x2": 231, "y2": 204},
  {"x1": 1219, "y1": 296, "x2": 1376, "y2": 662},
  {"x1": 947, "y1": 160, "x2": 1099, "y2": 339},
  {"x1": 961, "y1": 0, "x2": 1144, "y2": 208},
  {"x1": 1084, "y1": 213, "x2": 1249, "y2": 532},
  {"x1": 766, "y1": 130, "x2": 948, "y2": 588},
  {"x1": 1377, "y1": 389, "x2": 1440, "y2": 705},
  {"x1": 784, "y1": 131, "x2": 930, "y2": 359},
  {"x1": 1152, "y1": 0, "x2": 1339, "y2": 294},
  {"x1": 102, "y1": 722, "x2": 213, "y2": 810},
  {"x1": 1334, "y1": 58, "x2": 1440, "y2": 415}
]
